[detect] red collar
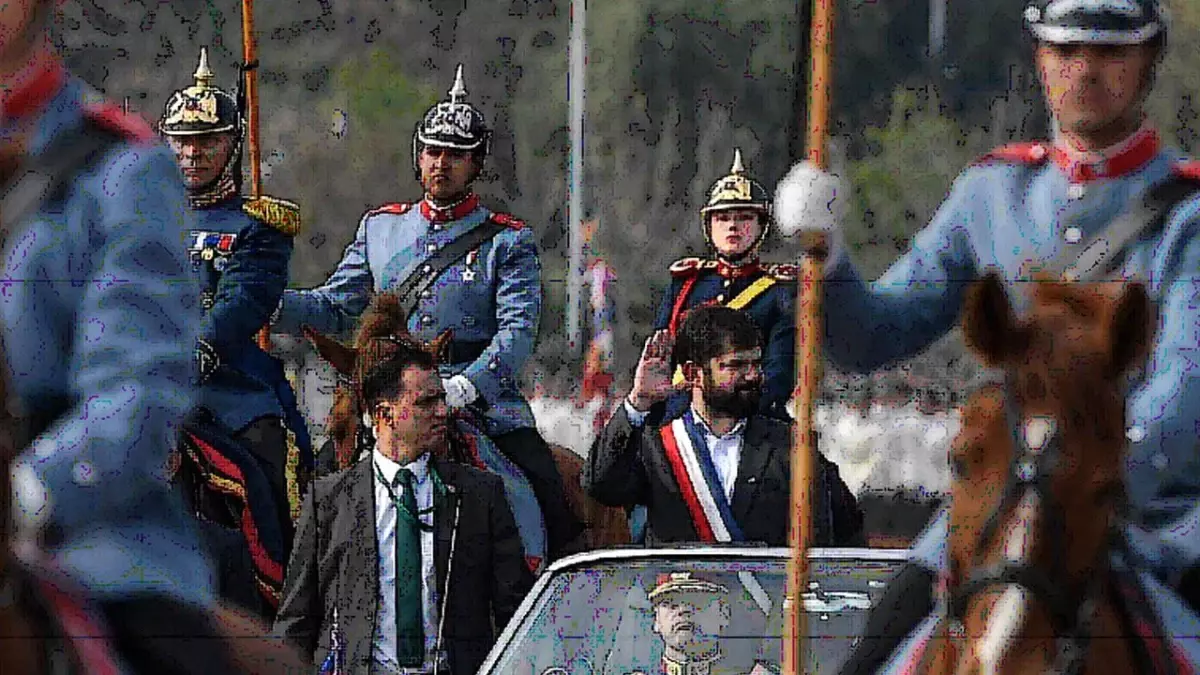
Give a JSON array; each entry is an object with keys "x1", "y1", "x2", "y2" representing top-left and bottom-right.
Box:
[
  {"x1": 0, "y1": 55, "x2": 66, "y2": 125},
  {"x1": 715, "y1": 258, "x2": 762, "y2": 279},
  {"x1": 1050, "y1": 126, "x2": 1160, "y2": 184},
  {"x1": 420, "y1": 193, "x2": 480, "y2": 223}
]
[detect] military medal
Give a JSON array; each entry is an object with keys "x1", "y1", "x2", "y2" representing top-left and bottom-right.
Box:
[
  {"x1": 462, "y1": 250, "x2": 478, "y2": 282},
  {"x1": 202, "y1": 248, "x2": 214, "y2": 261}
]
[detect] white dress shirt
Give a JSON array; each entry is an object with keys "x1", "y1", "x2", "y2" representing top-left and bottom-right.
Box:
[
  {"x1": 624, "y1": 399, "x2": 746, "y2": 502},
  {"x1": 372, "y1": 451, "x2": 439, "y2": 672}
]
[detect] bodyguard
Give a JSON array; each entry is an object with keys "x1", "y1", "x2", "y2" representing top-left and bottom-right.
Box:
[{"x1": 272, "y1": 64, "x2": 583, "y2": 558}]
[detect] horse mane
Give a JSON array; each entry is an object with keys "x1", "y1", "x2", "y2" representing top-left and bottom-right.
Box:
[{"x1": 308, "y1": 293, "x2": 453, "y2": 470}]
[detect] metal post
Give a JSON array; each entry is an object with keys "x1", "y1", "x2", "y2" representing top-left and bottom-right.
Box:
[
  {"x1": 929, "y1": 0, "x2": 946, "y2": 61},
  {"x1": 566, "y1": 0, "x2": 586, "y2": 355}
]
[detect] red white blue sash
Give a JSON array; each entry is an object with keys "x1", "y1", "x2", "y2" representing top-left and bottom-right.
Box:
[{"x1": 659, "y1": 411, "x2": 744, "y2": 542}]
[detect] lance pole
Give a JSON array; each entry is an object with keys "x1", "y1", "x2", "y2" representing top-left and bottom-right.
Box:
[
  {"x1": 242, "y1": 0, "x2": 262, "y2": 198},
  {"x1": 784, "y1": 0, "x2": 834, "y2": 673},
  {"x1": 242, "y1": 0, "x2": 272, "y2": 351}
]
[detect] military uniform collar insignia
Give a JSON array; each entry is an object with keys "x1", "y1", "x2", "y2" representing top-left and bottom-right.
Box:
[
  {"x1": 0, "y1": 54, "x2": 66, "y2": 126},
  {"x1": 187, "y1": 173, "x2": 239, "y2": 209},
  {"x1": 661, "y1": 649, "x2": 720, "y2": 675},
  {"x1": 420, "y1": 192, "x2": 480, "y2": 223},
  {"x1": 1050, "y1": 123, "x2": 1159, "y2": 184},
  {"x1": 715, "y1": 257, "x2": 763, "y2": 279}
]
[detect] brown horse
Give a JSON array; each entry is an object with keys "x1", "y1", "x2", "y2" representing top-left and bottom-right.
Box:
[
  {"x1": 909, "y1": 272, "x2": 1182, "y2": 675},
  {"x1": 0, "y1": 367, "x2": 304, "y2": 672},
  {"x1": 549, "y1": 439, "x2": 631, "y2": 552}
]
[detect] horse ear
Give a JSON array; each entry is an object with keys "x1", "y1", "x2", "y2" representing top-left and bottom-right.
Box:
[
  {"x1": 962, "y1": 271, "x2": 1024, "y2": 366},
  {"x1": 303, "y1": 325, "x2": 358, "y2": 377},
  {"x1": 429, "y1": 329, "x2": 454, "y2": 365},
  {"x1": 1106, "y1": 282, "x2": 1154, "y2": 379}
]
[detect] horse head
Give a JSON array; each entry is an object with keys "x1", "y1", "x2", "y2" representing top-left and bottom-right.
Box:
[
  {"x1": 303, "y1": 293, "x2": 454, "y2": 470},
  {"x1": 933, "y1": 271, "x2": 1154, "y2": 674}
]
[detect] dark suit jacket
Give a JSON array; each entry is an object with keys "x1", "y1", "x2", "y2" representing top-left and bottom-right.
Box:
[
  {"x1": 584, "y1": 403, "x2": 864, "y2": 547},
  {"x1": 273, "y1": 455, "x2": 534, "y2": 674}
]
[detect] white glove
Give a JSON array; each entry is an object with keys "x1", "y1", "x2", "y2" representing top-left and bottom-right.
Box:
[
  {"x1": 442, "y1": 375, "x2": 479, "y2": 408},
  {"x1": 11, "y1": 460, "x2": 50, "y2": 539},
  {"x1": 774, "y1": 160, "x2": 849, "y2": 237}
]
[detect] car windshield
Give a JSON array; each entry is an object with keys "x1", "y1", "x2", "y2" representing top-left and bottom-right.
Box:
[{"x1": 488, "y1": 554, "x2": 903, "y2": 675}]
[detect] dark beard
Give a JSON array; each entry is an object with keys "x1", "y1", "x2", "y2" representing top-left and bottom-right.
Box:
[{"x1": 705, "y1": 386, "x2": 759, "y2": 419}]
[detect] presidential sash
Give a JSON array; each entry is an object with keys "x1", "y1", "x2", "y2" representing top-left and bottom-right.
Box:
[{"x1": 658, "y1": 412, "x2": 744, "y2": 542}]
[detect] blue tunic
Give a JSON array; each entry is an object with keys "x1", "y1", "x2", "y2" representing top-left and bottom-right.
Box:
[
  {"x1": 190, "y1": 196, "x2": 304, "y2": 437},
  {"x1": 1, "y1": 62, "x2": 214, "y2": 606},
  {"x1": 275, "y1": 196, "x2": 541, "y2": 437}
]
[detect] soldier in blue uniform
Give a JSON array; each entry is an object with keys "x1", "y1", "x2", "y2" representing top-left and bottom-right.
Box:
[
  {"x1": 655, "y1": 149, "x2": 798, "y2": 423},
  {"x1": 272, "y1": 64, "x2": 584, "y2": 558},
  {"x1": 158, "y1": 47, "x2": 312, "y2": 614},
  {"x1": 770, "y1": 2, "x2": 1200, "y2": 671},
  {"x1": 0, "y1": 1, "x2": 235, "y2": 670}
]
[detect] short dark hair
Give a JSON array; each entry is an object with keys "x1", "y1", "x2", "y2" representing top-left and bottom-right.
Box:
[
  {"x1": 358, "y1": 337, "x2": 438, "y2": 410},
  {"x1": 672, "y1": 306, "x2": 763, "y2": 369}
]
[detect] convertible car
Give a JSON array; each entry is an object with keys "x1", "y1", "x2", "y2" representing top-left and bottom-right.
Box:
[{"x1": 478, "y1": 546, "x2": 908, "y2": 675}]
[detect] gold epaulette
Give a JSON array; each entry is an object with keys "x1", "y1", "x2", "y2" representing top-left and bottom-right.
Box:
[
  {"x1": 243, "y1": 195, "x2": 302, "y2": 236},
  {"x1": 765, "y1": 262, "x2": 799, "y2": 281},
  {"x1": 669, "y1": 257, "x2": 718, "y2": 277}
]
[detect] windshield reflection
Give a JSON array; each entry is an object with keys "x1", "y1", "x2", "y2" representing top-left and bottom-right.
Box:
[{"x1": 490, "y1": 557, "x2": 902, "y2": 675}]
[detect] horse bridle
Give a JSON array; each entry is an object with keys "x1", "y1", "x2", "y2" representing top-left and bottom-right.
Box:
[{"x1": 943, "y1": 374, "x2": 1125, "y2": 675}]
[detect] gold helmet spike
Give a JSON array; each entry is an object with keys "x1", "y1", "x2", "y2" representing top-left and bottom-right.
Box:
[
  {"x1": 193, "y1": 47, "x2": 215, "y2": 90},
  {"x1": 730, "y1": 147, "x2": 745, "y2": 175},
  {"x1": 448, "y1": 64, "x2": 467, "y2": 104}
]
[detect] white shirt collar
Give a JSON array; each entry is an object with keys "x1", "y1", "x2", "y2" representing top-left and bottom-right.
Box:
[
  {"x1": 688, "y1": 405, "x2": 747, "y2": 440},
  {"x1": 373, "y1": 450, "x2": 430, "y2": 485}
]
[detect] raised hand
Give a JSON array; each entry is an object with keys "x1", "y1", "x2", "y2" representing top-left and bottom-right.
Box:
[{"x1": 628, "y1": 329, "x2": 676, "y2": 412}]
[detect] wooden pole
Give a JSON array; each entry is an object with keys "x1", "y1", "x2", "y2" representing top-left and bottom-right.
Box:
[
  {"x1": 784, "y1": 0, "x2": 833, "y2": 673},
  {"x1": 242, "y1": 0, "x2": 272, "y2": 352},
  {"x1": 241, "y1": 0, "x2": 262, "y2": 199}
]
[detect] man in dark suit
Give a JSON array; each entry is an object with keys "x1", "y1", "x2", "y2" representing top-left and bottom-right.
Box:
[
  {"x1": 273, "y1": 333, "x2": 534, "y2": 674},
  {"x1": 584, "y1": 306, "x2": 862, "y2": 547}
]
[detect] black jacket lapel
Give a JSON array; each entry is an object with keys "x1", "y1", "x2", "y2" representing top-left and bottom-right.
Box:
[
  {"x1": 431, "y1": 458, "x2": 458, "y2": 604},
  {"x1": 730, "y1": 416, "x2": 775, "y2": 525}
]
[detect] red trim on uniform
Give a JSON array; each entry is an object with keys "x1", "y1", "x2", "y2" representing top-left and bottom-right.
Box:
[
  {"x1": 659, "y1": 425, "x2": 716, "y2": 542},
  {"x1": 187, "y1": 432, "x2": 285, "y2": 600},
  {"x1": 1050, "y1": 127, "x2": 1161, "y2": 184},
  {"x1": 489, "y1": 212, "x2": 526, "y2": 230},
  {"x1": 366, "y1": 202, "x2": 413, "y2": 218},
  {"x1": 420, "y1": 193, "x2": 480, "y2": 222},
  {"x1": 82, "y1": 101, "x2": 155, "y2": 145},
  {"x1": 458, "y1": 429, "x2": 489, "y2": 471},
  {"x1": 975, "y1": 142, "x2": 1051, "y2": 166},
  {"x1": 715, "y1": 259, "x2": 762, "y2": 279},
  {"x1": 1172, "y1": 161, "x2": 1200, "y2": 183},
  {"x1": 667, "y1": 276, "x2": 700, "y2": 336},
  {"x1": 35, "y1": 579, "x2": 123, "y2": 675},
  {"x1": 525, "y1": 556, "x2": 543, "y2": 573},
  {"x1": 1, "y1": 57, "x2": 66, "y2": 122}
]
